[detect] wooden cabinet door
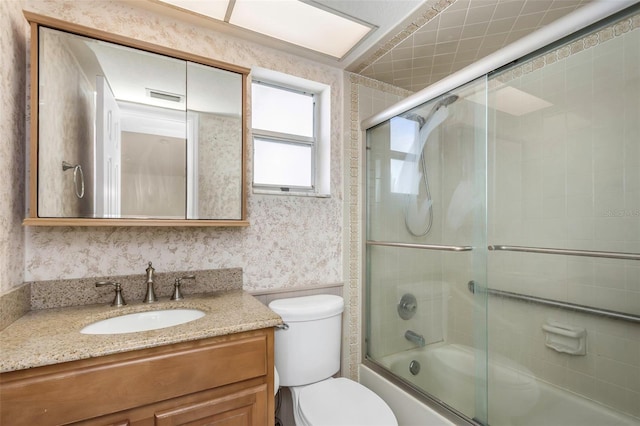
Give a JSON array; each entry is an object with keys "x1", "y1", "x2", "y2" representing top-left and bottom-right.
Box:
[
  {"x1": 153, "y1": 384, "x2": 267, "y2": 426},
  {"x1": 1, "y1": 330, "x2": 272, "y2": 426}
]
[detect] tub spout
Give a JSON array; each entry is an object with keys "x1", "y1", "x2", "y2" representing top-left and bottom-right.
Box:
[{"x1": 405, "y1": 330, "x2": 425, "y2": 347}]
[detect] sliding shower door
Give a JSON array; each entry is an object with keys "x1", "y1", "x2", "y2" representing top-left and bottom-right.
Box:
[
  {"x1": 365, "y1": 78, "x2": 489, "y2": 424},
  {"x1": 364, "y1": 5, "x2": 639, "y2": 426},
  {"x1": 486, "y1": 8, "x2": 640, "y2": 425}
]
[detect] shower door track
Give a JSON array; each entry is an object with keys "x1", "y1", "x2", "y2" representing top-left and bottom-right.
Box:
[
  {"x1": 489, "y1": 245, "x2": 640, "y2": 261},
  {"x1": 366, "y1": 241, "x2": 473, "y2": 252}
]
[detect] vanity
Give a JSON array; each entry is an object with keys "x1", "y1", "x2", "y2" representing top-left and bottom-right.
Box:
[
  {"x1": 0, "y1": 290, "x2": 282, "y2": 425},
  {"x1": 2, "y1": 10, "x2": 283, "y2": 424}
]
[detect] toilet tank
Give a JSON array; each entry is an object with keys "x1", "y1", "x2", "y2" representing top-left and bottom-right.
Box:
[{"x1": 269, "y1": 295, "x2": 344, "y2": 387}]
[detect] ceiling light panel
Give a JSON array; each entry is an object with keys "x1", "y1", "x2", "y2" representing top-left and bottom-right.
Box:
[
  {"x1": 468, "y1": 85, "x2": 553, "y2": 116},
  {"x1": 229, "y1": 0, "x2": 373, "y2": 59},
  {"x1": 155, "y1": 0, "x2": 230, "y2": 21}
]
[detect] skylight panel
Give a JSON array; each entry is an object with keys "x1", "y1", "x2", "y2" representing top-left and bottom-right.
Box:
[
  {"x1": 229, "y1": 0, "x2": 373, "y2": 59},
  {"x1": 155, "y1": 0, "x2": 230, "y2": 21},
  {"x1": 155, "y1": 0, "x2": 373, "y2": 59}
]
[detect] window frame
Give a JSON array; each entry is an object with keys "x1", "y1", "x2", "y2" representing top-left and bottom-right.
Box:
[{"x1": 251, "y1": 79, "x2": 319, "y2": 193}]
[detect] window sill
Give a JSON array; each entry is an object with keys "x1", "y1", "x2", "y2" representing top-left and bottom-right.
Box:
[{"x1": 252, "y1": 188, "x2": 331, "y2": 198}]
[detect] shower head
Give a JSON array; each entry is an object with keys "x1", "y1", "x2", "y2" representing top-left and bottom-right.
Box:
[
  {"x1": 438, "y1": 94, "x2": 459, "y2": 108},
  {"x1": 402, "y1": 112, "x2": 426, "y2": 128},
  {"x1": 401, "y1": 94, "x2": 459, "y2": 130},
  {"x1": 424, "y1": 94, "x2": 459, "y2": 124}
]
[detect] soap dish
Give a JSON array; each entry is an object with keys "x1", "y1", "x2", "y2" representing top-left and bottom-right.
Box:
[{"x1": 542, "y1": 320, "x2": 586, "y2": 355}]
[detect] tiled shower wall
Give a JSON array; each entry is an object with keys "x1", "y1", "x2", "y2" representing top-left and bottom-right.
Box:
[
  {"x1": 365, "y1": 119, "x2": 446, "y2": 358},
  {"x1": 345, "y1": 74, "x2": 410, "y2": 378}
]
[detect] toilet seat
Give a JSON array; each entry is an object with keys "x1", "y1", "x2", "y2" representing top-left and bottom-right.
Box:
[{"x1": 292, "y1": 378, "x2": 397, "y2": 426}]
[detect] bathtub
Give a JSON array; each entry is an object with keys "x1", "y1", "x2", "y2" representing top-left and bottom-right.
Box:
[{"x1": 362, "y1": 343, "x2": 639, "y2": 426}]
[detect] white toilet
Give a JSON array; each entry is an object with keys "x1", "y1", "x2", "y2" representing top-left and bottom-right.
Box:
[{"x1": 269, "y1": 294, "x2": 397, "y2": 426}]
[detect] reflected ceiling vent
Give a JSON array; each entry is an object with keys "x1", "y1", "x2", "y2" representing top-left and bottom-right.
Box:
[{"x1": 146, "y1": 88, "x2": 185, "y2": 103}]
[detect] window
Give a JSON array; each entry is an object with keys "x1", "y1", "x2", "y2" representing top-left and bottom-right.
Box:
[{"x1": 251, "y1": 69, "x2": 330, "y2": 196}]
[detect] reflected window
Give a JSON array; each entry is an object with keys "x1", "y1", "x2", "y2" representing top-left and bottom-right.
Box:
[{"x1": 390, "y1": 116, "x2": 419, "y2": 195}]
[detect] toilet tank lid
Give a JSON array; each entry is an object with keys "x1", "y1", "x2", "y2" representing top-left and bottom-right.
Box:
[{"x1": 269, "y1": 295, "x2": 344, "y2": 321}]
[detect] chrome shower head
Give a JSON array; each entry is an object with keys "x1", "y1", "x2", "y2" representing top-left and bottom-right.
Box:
[
  {"x1": 402, "y1": 112, "x2": 426, "y2": 128},
  {"x1": 421, "y1": 94, "x2": 459, "y2": 129},
  {"x1": 400, "y1": 94, "x2": 459, "y2": 130},
  {"x1": 438, "y1": 94, "x2": 459, "y2": 108}
]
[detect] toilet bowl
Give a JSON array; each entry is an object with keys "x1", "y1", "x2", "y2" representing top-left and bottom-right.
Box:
[
  {"x1": 290, "y1": 377, "x2": 397, "y2": 426},
  {"x1": 269, "y1": 295, "x2": 397, "y2": 426}
]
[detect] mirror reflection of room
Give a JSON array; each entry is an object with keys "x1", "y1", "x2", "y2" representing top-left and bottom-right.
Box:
[{"x1": 37, "y1": 27, "x2": 242, "y2": 220}]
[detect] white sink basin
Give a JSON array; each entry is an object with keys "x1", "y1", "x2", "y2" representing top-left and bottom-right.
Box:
[{"x1": 80, "y1": 309, "x2": 205, "y2": 335}]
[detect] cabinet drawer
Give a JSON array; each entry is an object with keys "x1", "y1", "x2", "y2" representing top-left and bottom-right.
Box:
[
  {"x1": 0, "y1": 331, "x2": 268, "y2": 425},
  {"x1": 154, "y1": 384, "x2": 267, "y2": 426}
]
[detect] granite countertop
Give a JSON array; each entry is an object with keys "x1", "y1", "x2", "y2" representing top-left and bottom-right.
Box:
[{"x1": 0, "y1": 290, "x2": 282, "y2": 373}]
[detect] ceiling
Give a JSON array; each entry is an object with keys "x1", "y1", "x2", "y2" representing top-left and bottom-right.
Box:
[
  {"x1": 64, "y1": 31, "x2": 242, "y2": 115},
  {"x1": 140, "y1": 0, "x2": 595, "y2": 93},
  {"x1": 351, "y1": 0, "x2": 593, "y2": 92}
]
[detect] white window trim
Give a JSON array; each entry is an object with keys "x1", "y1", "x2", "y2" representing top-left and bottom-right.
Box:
[{"x1": 251, "y1": 67, "x2": 331, "y2": 197}]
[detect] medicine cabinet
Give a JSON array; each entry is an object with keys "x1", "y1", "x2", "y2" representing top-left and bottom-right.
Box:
[{"x1": 24, "y1": 12, "x2": 249, "y2": 226}]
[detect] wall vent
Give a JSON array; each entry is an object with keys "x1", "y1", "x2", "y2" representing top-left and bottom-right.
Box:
[{"x1": 146, "y1": 88, "x2": 184, "y2": 103}]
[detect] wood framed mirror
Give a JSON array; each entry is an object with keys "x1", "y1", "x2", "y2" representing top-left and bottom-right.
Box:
[{"x1": 24, "y1": 12, "x2": 249, "y2": 227}]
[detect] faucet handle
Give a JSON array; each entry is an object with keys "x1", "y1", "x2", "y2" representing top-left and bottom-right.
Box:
[
  {"x1": 145, "y1": 262, "x2": 155, "y2": 282},
  {"x1": 143, "y1": 261, "x2": 158, "y2": 303},
  {"x1": 171, "y1": 275, "x2": 195, "y2": 301},
  {"x1": 95, "y1": 281, "x2": 126, "y2": 307}
]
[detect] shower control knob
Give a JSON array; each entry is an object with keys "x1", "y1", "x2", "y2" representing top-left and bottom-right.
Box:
[{"x1": 398, "y1": 293, "x2": 417, "y2": 320}]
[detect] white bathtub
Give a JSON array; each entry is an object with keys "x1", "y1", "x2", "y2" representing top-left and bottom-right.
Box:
[{"x1": 362, "y1": 343, "x2": 639, "y2": 426}]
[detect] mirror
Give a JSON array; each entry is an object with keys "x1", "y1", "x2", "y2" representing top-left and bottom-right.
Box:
[{"x1": 27, "y1": 17, "x2": 248, "y2": 225}]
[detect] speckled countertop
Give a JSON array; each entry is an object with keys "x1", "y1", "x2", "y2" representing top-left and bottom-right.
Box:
[{"x1": 0, "y1": 290, "x2": 282, "y2": 373}]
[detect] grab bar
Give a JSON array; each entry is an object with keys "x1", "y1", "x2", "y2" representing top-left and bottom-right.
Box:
[
  {"x1": 366, "y1": 241, "x2": 472, "y2": 252},
  {"x1": 489, "y1": 245, "x2": 640, "y2": 261},
  {"x1": 467, "y1": 281, "x2": 640, "y2": 324}
]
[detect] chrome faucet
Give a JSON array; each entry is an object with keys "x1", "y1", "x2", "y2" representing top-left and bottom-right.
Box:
[
  {"x1": 405, "y1": 330, "x2": 425, "y2": 347},
  {"x1": 142, "y1": 261, "x2": 158, "y2": 303}
]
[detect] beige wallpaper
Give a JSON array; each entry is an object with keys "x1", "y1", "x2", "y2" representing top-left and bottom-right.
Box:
[
  {"x1": 38, "y1": 28, "x2": 94, "y2": 217},
  {"x1": 197, "y1": 113, "x2": 242, "y2": 220},
  {"x1": 0, "y1": 0, "x2": 27, "y2": 294},
  {"x1": 22, "y1": 0, "x2": 344, "y2": 294}
]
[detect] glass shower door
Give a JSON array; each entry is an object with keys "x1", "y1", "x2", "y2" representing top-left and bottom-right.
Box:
[
  {"x1": 486, "y1": 7, "x2": 640, "y2": 425},
  {"x1": 365, "y1": 77, "x2": 489, "y2": 424}
]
